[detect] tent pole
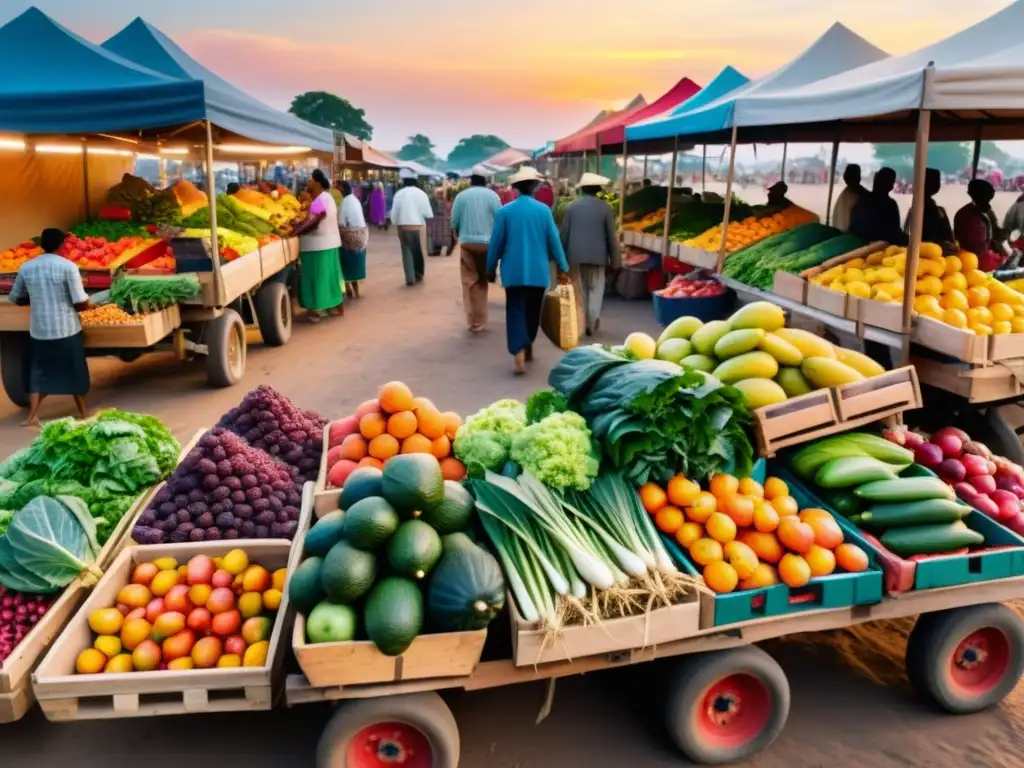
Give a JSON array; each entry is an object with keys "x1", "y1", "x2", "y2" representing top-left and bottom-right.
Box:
[
  {"x1": 205, "y1": 120, "x2": 224, "y2": 306},
  {"x1": 642, "y1": 155, "x2": 648, "y2": 181},
  {"x1": 971, "y1": 126, "x2": 983, "y2": 179},
  {"x1": 901, "y1": 107, "x2": 932, "y2": 362},
  {"x1": 780, "y1": 142, "x2": 788, "y2": 183},
  {"x1": 158, "y1": 156, "x2": 167, "y2": 188},
  {"x1": 701, "y1": 145, "x2": 707, "y2": 193},
  {"x1": 662, "y1": 136, "x2": 679, "y2": 263},
  {"x1": 619, "y1": 137, "x2": 628, "y2": 234},
  {"x1": 716, "y1": 125, "x2": 739, "y2": 273},
  {"x1": 582, "y1": 150, "x2": 588, "y2": 178},
  {"x1": 596, "y1": 133, "x2": 602, "y2": 177},
  {"x1": 825, "y1": 140, "x2": 839, "y2": 226},
  {"x1": 81, "y1": 143, "x2": 91, "y2": 220}
]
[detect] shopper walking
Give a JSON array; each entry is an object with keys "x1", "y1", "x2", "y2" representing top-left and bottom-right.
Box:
[
  {"x1": 291, "y1": 168, "x2": 344, "y2": 322},
  {"x1": 338, "y1": 181, "x2": 369, "y2": 299},
  {"x1": 451, "y1": 165, "x2": 501, "y2": 332},
  {"x1": 559, "y1": 172, "x2": 620, "y2": 336},
  {"x1": 390, "y1": 169, "x2": 434, "y2": 285},
  {"x1": 8, "y1": 228, "x2": 91, "y2": 426},
  {"x1": 369, "y1": 182, "x2": 387, "y2": 229},
  {"x1": 486, "y1": 167, "x2": 570, "y2": 375}
]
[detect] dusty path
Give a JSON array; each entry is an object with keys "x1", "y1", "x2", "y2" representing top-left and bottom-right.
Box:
[{"x1": 0, "y1": 232, "x2": 1022, "y2": 766}]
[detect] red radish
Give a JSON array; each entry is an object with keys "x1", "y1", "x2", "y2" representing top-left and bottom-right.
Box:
[
  {"x1": 962, "y1": 454, "x2": 991, "y2": 477},
  {"x1": 938, "y1": 458, "x2": 966, "y2": 483},
  {"x1": 992, "y1": 489, "x2": 1019, "y2": 511},
  {"x1": 995, "y1": 473, "x2": 1018, "y2": 492},
  {"x1": 969, "y1": 474, "x2": 997, "y2": 495},
  {"x1": 914, "y1": 442, "x2": 944, "y2": 469},
  {"x1": 933, "y1": 426, "x2": 971, "y2": 444},
  {"x1": 1012, "y1": 485, "x2": 1024, "y2": 500},
  {"x1": 961, "y1": 440, "x2": 993, "y2": 459},
  {"x1": 933, "y1": 433, "x2": 964, "y2": 459},
  {"x1": 902, "y1": 431, "x2": 925, "y2": 450},
  {"x1": 973, "y1": 494, "x2": 1001, "y2": 520},
  {"x1": 954, "y1": 481, "x2": 979, "y2": 500}
]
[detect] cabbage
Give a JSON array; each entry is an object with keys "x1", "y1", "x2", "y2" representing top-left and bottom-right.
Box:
[
  {"x1": 453, "y1": 399, "x2": 528, "y2": 478},
  {"x1": 510, "y1": 412, "x2": 600, "y2": 491}
]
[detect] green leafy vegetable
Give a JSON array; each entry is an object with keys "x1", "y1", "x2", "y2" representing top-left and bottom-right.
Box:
[
  {"x1": 510, "y1": 411, "x2": 599, "y2": 491},
  {"x1": 453, "y1": 400, "x2": 527, "y2": 477},
  {"x1": 525, "y1": 390, "x2": 567, "y2": 425},
  {"x1": 110, "y1": 274, "x2": 201, "y2": 313}
]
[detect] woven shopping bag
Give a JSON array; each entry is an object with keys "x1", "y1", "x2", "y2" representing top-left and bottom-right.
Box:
[{"x1": 540, "y1": 283, "x2": 580, "y2": 351}]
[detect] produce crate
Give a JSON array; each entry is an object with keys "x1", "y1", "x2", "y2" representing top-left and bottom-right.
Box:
[
  {"x1": 753, "y1": 366, "x2": 922, "y2": 457},
  {"x1": 652, "y1": 290, "x2": 730, "y2": 325},
  {"x1": 259, "y1": 239, "x2": 288, "y2": 277},
  {"x1": 640, "y1": 234, "x2": 660, "y2": 252},
  {"x1": 804, "y1": 281, "x2": 848, "y2": 318},
  {"x1": 622, "y1": 231, "x2": 638, "y2": 246},
  {"x1": 846, "y1": 296, "x2": 905, "y2": 333},
  {"x1": 989, "y1": 333, "x2": 1024, "y2": 362},
  {"x1": 912, "y1": 357, "x2": 1024, "y2": 404},
  {"x1": 282, "y1": 237, "x2": 300, "y2": 264},
  {"x1": 82, "y1": 305, "x2": 181, "y2": 349},
  {"x1": 799, "y1": 242, "x2": 889, "y2": 323},
  {"x1": 772, "y1": 271, "x2": 806, "y2": 303},
  {"x1": 675, "y1": 244, "x2": 719, "y2": 271},
  {"x1": 776, "y1": 466, "x2": 1024, "y2": 594},
  {"x1": 313, "y1": 421, "x2": 341, "y2": 518},
  {"x1": 912, "y1": 315, "x2": 988, "y2": 364}
]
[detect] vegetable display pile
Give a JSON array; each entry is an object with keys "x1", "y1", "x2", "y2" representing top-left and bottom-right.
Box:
[
  {"x1": 217, "y1": 385, "x2": 327, "y2": 483},
  {"x1": 132, "y1": 428, "x2": 302, "y2": 545},
  {"x1": 180, "y1": 228, "x2": 259, "y2": 262},
  {"x1": 76, "y1": 550, "x2": 284, "y2": 674},
  {"x1": 110, "y1": 274, "x2": 201, "y2": 313},
  {"x1": 290, "y1": 454, "x2": 503, "y2": 655},
  {"x1": 684, "y1": 205, "x2": 818, "y2": 253},
  {"x1": 722, "y1": 224, "x2": 866, "y2": 290},
  {"x1": 0, "y1": 586, "x2": 56, "y2": 665},
  {"x1": 70, "y1": 220, "x2": 149, "y2": 241}
]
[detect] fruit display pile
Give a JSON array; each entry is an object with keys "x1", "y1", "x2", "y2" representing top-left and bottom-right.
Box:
[
  {"x1": 0, "y1": 242, "x2": 42, "y2": 272},
  {"x1": 76, "y1": 550, "x2": 284, "y2": 674},
  {"x1": 684, "y1": 206, "x2": 818, "y2": 253},
  {"x1": 722, "y1": 224, "x2": 867, "y2": 290},
  {"x1": 623, "y1": 301, "x2": 888, "y2": 412},
  {"x1": 325, "y1": 382, "x2": 464, "y2": 489},
  {"x1": 642, "y1": 470, "x2": 870, "y2": 593},
  {"x1": 654, "y1": 276, "x2": 727, "y2": 300},
  {"x1": 0, "y1": 587, "x2": 56, "y2": 666},
  {"x1": 180, "y1": 227, "x2": 259, "y2": 263},
  {"x1": 79, "y1": 305, "x2": 146, "y2": 326},
  {"x1": 291, "y1": 454, "x2": 504, "y2": 654}
]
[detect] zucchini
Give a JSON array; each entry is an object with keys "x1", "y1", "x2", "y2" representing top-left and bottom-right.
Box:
[
  {"x1": 815, "y1": 456, "x2": 898, "y2": 489},
  {"x1": 854, "y1": 477, "x2": 955, "y2": 503},
  {"x1": 880, "y1": 521, "x2": 985, "y2": 557},
  {"x1": 822, "y1": 489, "x2": 862, "y2": 517},
  {"x1": 850, "y1": 499, "x2": 970, "y2": 529},
  {"x1": 839, "y1": 433, "x2": 914, "y2": 468},
  {"x1": 789, "y1": 433, "x2": 910, "y2": 479}
]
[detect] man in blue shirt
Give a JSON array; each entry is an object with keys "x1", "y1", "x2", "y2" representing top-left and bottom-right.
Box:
[
  {"x1": 486, "y1": 166, "x2": 570, "y2": 374},
  {"x1": 451, "y1": 166, "x2": 501, "y2": 332}
]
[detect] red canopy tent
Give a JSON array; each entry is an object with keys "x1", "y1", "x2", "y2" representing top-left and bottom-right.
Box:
[{"x1": 553, "y1": 77, "x2": 701, "y2": 155}]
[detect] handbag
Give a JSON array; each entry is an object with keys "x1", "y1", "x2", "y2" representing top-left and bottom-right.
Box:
[{"x1": 540, "y1": 283, "x2": 580, "y2": 351}]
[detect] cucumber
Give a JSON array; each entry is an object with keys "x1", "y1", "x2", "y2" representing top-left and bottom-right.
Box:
[
  {"x1": 850, "y1": 499, "x2": 970, "y2": 529},
  {"x1": 839, "y1": 432, "x2": 914, "y2": 468},
  {"x1": 789, "y1": 433, "x2": 912, "y2": 478},
  {"x1": 815, "y1": 456, "x2": 898, "y2": 489},
  {"x1": 880, "y1": 521, "x2": 985, "y2": 556},
  {"x1": 822, "y1": 490, "x2": 862, "y2": 517},
  {"x1": 854, "y1": 477, "x2": 955, "y2": 503}
]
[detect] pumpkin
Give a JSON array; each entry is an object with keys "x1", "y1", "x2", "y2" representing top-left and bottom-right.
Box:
[{"x1": 428, "y1": 537, "x2": 506, "y2": 632}]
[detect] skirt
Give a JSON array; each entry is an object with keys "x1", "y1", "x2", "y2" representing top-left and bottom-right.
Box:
[
  {"x1": 299, "y1": 247, "x2": 345, "y2": 310},
  {"x1": 30, "y1": 332, "x2": 90, "y2": 396},
  {"x1": 340, "y1": 248, "x2": 367, "y2": 281}
]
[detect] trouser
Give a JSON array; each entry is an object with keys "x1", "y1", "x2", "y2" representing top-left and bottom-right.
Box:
[
  {"x1": 571, "y1": 264, "x2": 606, "y2": 330},
  {"x1": 459, "y1": 243, "x2": 489, "y2": 330},
  {"x1": 505, "y1": 286, "x2": 545, "y2": 356},
  {"x1": 397, "y1": 226, "x2": 426, "y2": 285}
]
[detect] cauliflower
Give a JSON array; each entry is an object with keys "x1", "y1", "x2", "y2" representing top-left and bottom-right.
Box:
[{"x1": 510, "y1": 411, "x2": 599, "y2": 491}]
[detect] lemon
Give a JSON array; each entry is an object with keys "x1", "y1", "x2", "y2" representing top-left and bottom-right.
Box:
[
  {"x1": 828, "y1": 280, "x2": 847, "y2": 293},
  {"x1": 968, "y1": 286, "x2": 991, "y2": 307},
  {"x1": 873, "y1": 290, "x2": 894, "y2": 303},
  {"x1": 875, "y1": 267, "x2": 900, "y2": 284},
  {"x1": 843, "y1": 268, "x2": 866, "y2": 284},
  {"x1": 944, "y1": 255, "x2": 963, "y2": 275},
  {"x1": 966, "y1": 269, "x2": 988, "y2": 288},
  {"x1": 991, "y1": 303, "x2": 1015, "y2": 322},
  {"x1": 994, "y1": 320, "x2": 1013, "y2": 335},
  {"x1": 942, "y1": 273, "x2": 967, "y2": 293},
  {"x1": 1012, "y1": 317, "x2": 1024, "y2": 333},
  {"x1": 866, "y1": 252, "x2": 885, "y2": 266},
  {"x1": 915, "y1": 276, "x2": 943, "y2": 296},
  {"x1": 960, "y1": 251, "x2": 979, "y2": 271},
  {"x1": 943, "y1": 308, "x2": 968, "y2": 328},
  {"x1": 971, "y1": 323, "x2": 994, "y2": 336},
  {"x1": 846, "y1": 258, "x2": 866, "y2": 269},
  {"x1": 941, "y1": 290, "x2": 969, "y2": 311},
  {"x1": 845, "y1": 281, "x2": 871, "y2": 298},
  {"x1": 968, "y1": 306, "x2": 993, "y2": 326},
  {"x1": 914, "y1": 295, "x2": 941, "y2": 315}
]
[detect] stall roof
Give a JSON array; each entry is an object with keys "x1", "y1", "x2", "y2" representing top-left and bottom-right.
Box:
[
  {"x1": 734, "y1": 2, "x2": 1024, "y2": 132},
  {"x1": 102, "y1": 17, "x2": 334, "y2": 151},
  {"x1": 400, "y1": 160, "x2": 445, "y2": 177},
  {"x1": 626, "y1": 66, "x2": 749, "y2": 142},
  {"x1": 551, "y1": 95, "x2": 647, "y2": 155},
  {"x1": 361, "y1": 146, "x2": 402, "y2": 169},
  {"x1": 0, "y1": 8, "x2": 206, "y2": 134},
  {"x1": 482, "y1": 147, "x2": 534, "y2": 167}
]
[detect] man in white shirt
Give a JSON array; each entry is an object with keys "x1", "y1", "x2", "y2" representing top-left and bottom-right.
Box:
[
  {"x1": 831, "y1": 164, "x2": 866, "y2": 233},
  {"x1": 390, "y1": 168, "x2": 434, "y2": 285}
]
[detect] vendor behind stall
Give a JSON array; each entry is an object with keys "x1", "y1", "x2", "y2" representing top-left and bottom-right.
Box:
[
  {"x1": 955, "y1": 179, "x2": 1005, "y2": 272},
  {"x1": 849, "y1": 167, "x2": 908, "y2": 246},
  {"x1": 8, "y1": 228, "x2": 91, "y2": 426},
  {"x1": 904, "y1": 169, "x2": 953, "y2": 249}
]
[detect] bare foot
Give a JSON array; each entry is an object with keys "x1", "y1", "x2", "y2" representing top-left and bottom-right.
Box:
[
  {"x1": 21, "y1": 418, "x2": 39, "y2": 428},
  {"x1": 328, "y1": 306, "x2": 343, "y2": 317},
  {"x1": 306, "y1": 312, "x2": 322, "y2": 324},
  {"x1": 513, "y1": 350, "x2": 526, "y2": 375}
]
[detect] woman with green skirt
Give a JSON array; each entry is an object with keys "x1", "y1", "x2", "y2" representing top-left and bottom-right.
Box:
[
  {"x1": 339, "y1": 180, "x2": 369, "y2": 298},
  {"x1": 292, "y1": 169, "x2": 344, "y2": 322}
]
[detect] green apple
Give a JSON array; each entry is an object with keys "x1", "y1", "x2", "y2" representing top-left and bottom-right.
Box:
[{"x1": 306, "y1": 601, "x2": 357, "y2": 644}]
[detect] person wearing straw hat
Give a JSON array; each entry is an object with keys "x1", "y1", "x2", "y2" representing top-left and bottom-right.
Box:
[
  {"x1": 391, "y1": 168, "x2": 434, "y2": 285},
  {"x1": 486, "y1": 166, "x2": 570, "y2": 374},
  {"x1": 559, "y1": 172, "x2": 620, "y2": 336},
  {"x1": 451, "y1": 165, "x2": 501, "y2": 332}
]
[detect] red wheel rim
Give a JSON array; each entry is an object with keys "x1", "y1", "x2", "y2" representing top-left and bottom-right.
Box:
[
  {"x1": 948, "y1": 627, "x2": 1011, "y2": 696},
  {"x1": 695, "y1": 673, "x2": 771, "y2": 750},
  {"x1": 347, "y1": 722, "x2": 432, "y2": 767}
]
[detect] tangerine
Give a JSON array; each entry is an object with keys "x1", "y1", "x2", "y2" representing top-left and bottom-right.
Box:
[
  {"x1": 723, "y1": 541, "x2": 759, "y2": 579},
  {"x1": 805, "y1": 544, "x2": 836, "y2": 577},
  {"x1": 378, "y1": 381, "x2": 415, "y2": 414},
  {"x1": 835, "y1": 543, "x2": 870, "y2": 572},
  {"x1": 705, "y1": 512, "x2": 737, "y2": 544},
  {"x1": 777, "y1": 517, "x2": 814, "y2": 554},
  {"x1": 737, "y1": 477, "x2": 764, "y2": 499},
  {"x1": 685, "y1": 491, "x2": 717, "y2": 523},
  {"x1": 709, "y1": 473, "x2": 739, "y2": 500},
  {"x1": 368, "y1": 433, "x2": 400, "y2": 461},
  {"x1": 440, "y1": 457, "x2": 467, "y2": 481},
  {"x1": 675, "y1": 522, "x2": 704, "y2": 549},
  {"x1": 763, "y1": 477, "x2": 789, "y2": 500},
  {"x1": 738, "y1": 562, "x2": 779, "y2": 590},
  {"x1": 359, "y1": 412, "x2": 387, "y2": 440},
  {"x1": 752, "y1": 501, "x2": 780, "y2": 533},
  {"x1": 441, "y1": 412, "x2": 463, "y2": 440},
  {"x1": 798, "y1": 508, "x2": 832, "y2": 524},
  {"x1": 689, "y1": 538, "x2": 724, "y2": 566},
  {"x1": 429, "y1": 435, "x2": 452, "y2": 459},
  {"x1": 778, "y1": 553, "x2": 812, "y2": 587},
  {"x1": 639, "y1": 483, "x2": 668, "y2": 514},
  {"x1": 739, "y1": 531, "x2": 784, "y2": 564},
  {"x1": 401, "y1": 434, "x2": 433, "y2": 454},
  {"x1": 807, "y1": 517, "x2": 844, "y2": 549},
  {"x1": 416, "y1": 407, "x2": 447, "y2": 439},
  {"x1": 338, "y1": 433, "x2": 368, "y2": 462},
  {"x1": 358, "y1": 456, "x2": 385, "y2": 470},
  {"x1": 387, "y1": 411, "x2": 418, "y2": 440},
  {"x1": 655, "y1": 506, "x2": 685, "y2": 535},
  {"x1": 722, "y1": 494, "x2": 755, "y2": 528},
  {"x1": 667, "y1": 475, "x2": 701, "y2": 507},
  {"x1": 703, "y1": 561, "x2": 739, "y2": 594},
  {"x1": 770, "y1": 495, "x2": 799, "y2": 517}
]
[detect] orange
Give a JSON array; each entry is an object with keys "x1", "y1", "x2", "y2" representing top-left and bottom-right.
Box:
[
  {"x1": 686, "y1": 491, "x2": 717, "y2": 523},
  {"x1": 639, "y1": 483, "x2": 668, "y2": 514},
  {"x1": 778, "y1": 553, "x2": 812, "y2": 588},
  {"x1": 739, "y1": 563, "x2": 779, "y2": 590},
  {"x1": 739, "y1": 530, "x2": 784, "y2": 564},
  {"x1": 941, "y1": 290, "x2": 969, "y2": 312},
  {"x1": 777, "y1": 517, "x2": 814, "y2": 554},
  {"x1": 655, "y1": 506, "x2": 685, "y2": 535},
  {"x1": 709, "y1": 473, "x2": 739, "y2": 500},
  {"x1": 967, "y1": 306, "x2": 993, "y2": 326},
  {"x1": 722, "y1": 495, "x2": 755, "y2": 528},
  {"x1": 805, "y1": 544, "x2": 836, "y2": 577},
  {"x1": 770, "y1": 495, "x2": 799, "y2": 517},
  {"x1": 960, "y1": 250, "x2": 979, "y2": 271},
  {"x1": 411, "y1": 396, "x2": 436, "y2": 412},
  {"x1": 752, "y1": 501, "x2": 780, "y2": 533},
  {"x1": 339, "y1": 433, "x2": 368, "y2": 462},
  {"x1": 359, "y1": 412, "x2": 387, "y2": 440},
  {"x1": 667, "y1": 475, "x2": 701, "y2": 508},
  {"x1": 441, "y1": 412, "x2": 463, "y2": 440},
  {"x1": 368, "y1": 433, "x2": 400, "y2": 461},
  {"x1": 402, "y1": 434, "x2": 433, "y2": 454},
  {"x1": 943, "y1": 308, "x2": 968, "y2": 329},
  {"x1": 689, "y1": 538, "x2": 724, "y2": 566},
  {"x1": 723, "y1": 541, "x2": 759, "y2": 580},
  {"x1": 703, "y1": 561, "x2": 739, "y2": 594},
  {"x1": 994, "y1": 320, "x2": 1013, "y2": 335},
  {"x1": 835, "y1": 543, "x2": 870, "y2": 572},
  {"x1": 705, "y1": 512, "x2": 737, "y2": 544},
  {"x1": 807, "y1": 516, "x2": 844, "y2": 549},
  {"x1": 763, "y1": 476, "x2": 788, "y2": 500},
  {"x1": 387, "y1": 411, "x2": 418, "y2": 440},
  {"x1": 358, "y1": 456, "x2": 385, "y2": 470},
  {"x1": 737, "y1": 477, "x2": 764, "y2": 499},
  {"x1": 675, "y1": 522, "x2": 704, "y2": 549},
  {"x1": 440, "y1": 457, "x2": 467, "y2": 481},
  {"x1": 416, "y1": 407, "x2": 446, "y2": 439},
  {"x1": 429, "y1": 435, "x2": 452, "y2": 459},
  {"x1": 378, "y1": 381, "x2": 415, "y2": 414}
]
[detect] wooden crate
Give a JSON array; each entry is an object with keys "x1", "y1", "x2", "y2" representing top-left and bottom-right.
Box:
[
  {"x1": 622, "y1": 231, "x2": 638, "y2": 246},
  {"x1": 805, "y1": 282, "x2": 848, "y2": 318},
  {"x1": 282, "y1": 237, "x2": 300, "y2": 264},
  {"x1": 640, "y1": 234, "x2": 660, "y2": 252},
  {"x1": 990, "y1": 333, "x2": 1024, "y2": 363},
  {"x1": 847, "y1": 297, "x2": 905, "y2": 333},
  {"x1": 772, "y1": 271, "x2": 806, "y2": 303},
  {"x1": 913, "y1": 316, "x2": 988, "y2": 364},
  {"x1": 752, "y1": 390, "x2": 839, "y2": 457},
  {"x1": 509, "y1": 592, "x2": 700, "y2": 667},
  {"x1": 833, "y1": 366, "x2": 922, "y2": 423},
  {"x1": 314, "y1": 421, "x2": 341, "y2": 518},
  {"x1": 259, "y1": 239, "x2": 288, "y2": 277},
  {"x1": 675, "y1": 244, "x2": 719, "y2": 270},
  {"x1": 913, "y1": 357, "x2": 1024, "y2": 403},
  {"x1": 82, "y1": 305, "x2": 181, "y2": 349},
  {"x1": 800, "y1": 241, "x2": 889, "y2": 280}
]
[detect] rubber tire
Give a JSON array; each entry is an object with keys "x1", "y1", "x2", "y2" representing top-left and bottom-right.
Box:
[
  {"x1": 254, "y1": 281, "x2": 292, "y2": 347},
  {"x1": 664, "y1": 646, "x2": 790, "y2": 765},
  {"x1": 979, "y1": 408, "x2": 1024, "y2": 467},
  {"x1": 904, "y1": 603, "x2": 1024, "y2": 714},
  {"x1": 316, "y1": 691, "x2": 459, "y2": 768},
  {"x1": 205, "y1": 308, "x2": 246, "y2": 387},
  {"x1": 0, "y1": 332, "x2": 29, "y2": 407}
]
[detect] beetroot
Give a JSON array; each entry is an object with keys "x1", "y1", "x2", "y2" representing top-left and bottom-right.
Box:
[{"x1": 938, "y1": 458, "x2": 966, "y2": 483}]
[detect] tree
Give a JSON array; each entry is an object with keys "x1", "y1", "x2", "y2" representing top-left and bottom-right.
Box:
[
  {"x1": 979, "y1": 140, "x2": 1011, "y2": 168},
  {"x1": 397, "y1": 134, "x2": 442, "y2": 167},
  {"x1": 872, "y1": 142, "x2": 971, "y2": 177},
  {"x1": 289, "y1": 91, "x2": 373, "y2": 140},
  {"x1": 446, "y1": 135, "x2": 510, "y2": 169}
]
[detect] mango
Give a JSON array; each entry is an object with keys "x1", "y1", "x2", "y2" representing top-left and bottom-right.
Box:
[
  {"x1": 241, "y1": 616, "x2": 273, "y2": 645},
  {"x1": 243, "y1": 640, "x2": 270, "y2": 668},
  {"x1": 728, "y1": 301, "x2": 785, "y2": 332},
  {"x1": 773, "y1": 328, "x2": 836, "y2": 360},
  {"x1": 104, "y1": 653, "x2": 134, "y2": 674},
  {"x1": 690, "y1": 320, "x2": 732, "y2": 356},
  {"x1": 221, "y1": 549, "x2": 250, "y2": 576},
  {"x1": 713, "y1": 329, "x2": 765, "y2": 360},
  {"x1": 655, "y1": 338, "x2": 693, "y2": 364},
  {"x1": 801, "y1": 357, "x2": 864, "y2": 388},
  {"x1": 624, "y1": 332, "x2": 657, "y2": 360},
  {"x1": 89, "y1": 607, "x2": 124, "y2": 636},
  {"x1": 271, "y1": 569, "x2": 288, "y2": 592},
  {"x1": 732, "y1": 378, "x2": 788, "y2": 409},
  {"x1": 168, "y1": 657, "x2": 194, "y2": 671},
  {"x1": 657, "y1": 315, "x2": 703, "y2": 344},
  {"x1": 217, "y1": 654, "x2": 242, "y2": 668},
  {"x1": 679, "y1": 354, "x2": 716, "y2": 373},
  {"x1": 758, "y1": 333, "x2": 803, "y2": 367},
  {"x1": 262, "y1": 589, "x2": 282, "y2": 611},
  {"x1": 151, "y1": 557, "x2": 178, "y2": 572},
  {"x1": 132, "y1": 639, "x2": 162, "y2": 672},
  {"x1": 712, "y1": 351, "x2": 779, "y2": 384},
  {"x1": 94, "y1": 635, "x2": 122, "y2": 657},
  {"x1": 76, "y1": 648, "x2": 107, "y2": 675},
  {"x1": 834, "y1": 348, "x2": 885, "y2": 378},
  {"x1": 775, "y1": 367, "x2": 814, "y2": 398},
  {"x1": 238, "y1": 592, "x2": 264, "y2": 619}
]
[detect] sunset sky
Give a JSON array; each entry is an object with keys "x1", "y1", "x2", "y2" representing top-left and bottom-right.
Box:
[{"x1": 4, "y1": 0, "x2": 1016, "y2": 156}]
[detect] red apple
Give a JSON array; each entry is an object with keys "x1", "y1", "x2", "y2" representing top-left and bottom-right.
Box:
[
  {"x1": 933, "y1": 433, "x2": 964, "y2": 459},
  {"x1": 933, "y1": 426, "x2": 971, "y2": 444},
  {"x1": 915, "y1": 442, "x2": 944, "y2": 469},
  {"x1": 938, "y1": 458, "x2": 966, "y2": 483},
  {"x1": 962, "y1": 454, "x2": 991, "y2": 477},
  {"x1": 969, "y1": 474, "x2": 997, "y2": 496},
  {"x1": 903, "y1": 431, "x2": 925, "y2": 450}
]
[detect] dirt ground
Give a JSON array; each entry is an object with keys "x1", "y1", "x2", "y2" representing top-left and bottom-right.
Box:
[{"x1": 1, "y1": 231, "x2": 1023, "y2": 766}]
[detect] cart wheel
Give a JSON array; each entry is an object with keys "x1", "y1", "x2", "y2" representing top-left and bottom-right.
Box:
[
  {"x1": 664, "y1": 646, "x2": 790, "y2": 765},
  {"x1": 904, "y1": 604, "x2": 1024, "y2": 714},
  {"x1": 205, "y1": 309, "x2": 246, "y2": 387},
  {"x1": 980, "y1": 409, "x2": 1024, "y2": 467},
  {"x1": 0, "y1": 332, "x2": 29, "y2": 407},
  {"x1": 316, "y1": 691, "x2": 459, "y2": 768},
  {"x1": 254, "y1": 282, "x2": 292, "y2": 347}
]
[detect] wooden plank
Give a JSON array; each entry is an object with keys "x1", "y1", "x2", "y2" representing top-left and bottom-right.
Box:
[
  {"x1": 0, "y1": 302, "x2": 30, "y2": 332},
  {"x1": 258, "y1": 239, "x2": 288, "y2": 277},
  {"x1": 0, "y1": 682, "x2": 32, "y2": 724},
  {"x1": 772, "y1": 272, "x2": 806, "y2": 304},
  {"x1": 805, "y1": 282, "x2": 847, "y2": 318},
  {"x1": 913, "y1": 316, "x2": 988, "y2": 363},
  {"x1": 82, "y1": 305, "x2": 181, "y2": 349},
  {"x1": 913, "y1": 357, "x2": 1024, "y2": 403},
  {"x1": 834, "y1": 366, "x2": 922, "y2": 423},
  {"x1": 675, "y1": 245, "x2": 718, "y2": 270},
  {"x1": 314, "y1": 421, "x2": 341, "y2": 517},
  {"x1": 989, "y1": 333, "x2": 1024, "y2": 362}
]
